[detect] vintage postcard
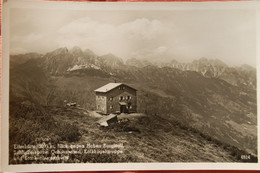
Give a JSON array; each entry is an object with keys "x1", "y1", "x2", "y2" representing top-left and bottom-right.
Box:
[{"x1": 1, "y1": 0, "x2": 260, "y2": 171}]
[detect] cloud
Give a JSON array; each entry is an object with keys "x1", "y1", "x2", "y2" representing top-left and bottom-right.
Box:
[
  {"x1": 119, "y1": 18, "x2": 171, "y2": 40},
  {"x1": 59, "y1": 17, "x2": 115, "y2": 36},
  {"x1": 56, "y1": 17, "x2": 172, "y2": 57},
  {"x1": 130, "y1": 45, "x2": 170, "y2": 61},
  {"x1": 10, "y1": 47, "x2": 28, "y2": 55},
  {"x1": 24, "y1": 33, "x2": 43, "y2": 43},
  {"x1": 156, "y1": 46, "x2": 168, "y2": 53},
  {"x1": 9, "y1": 9, "x2": 255, "y2": 66}
]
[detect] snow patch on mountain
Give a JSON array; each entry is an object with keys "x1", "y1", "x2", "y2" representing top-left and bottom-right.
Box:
[{"x1": 67, "y1": 64, "x2": 101, "y2": 72}]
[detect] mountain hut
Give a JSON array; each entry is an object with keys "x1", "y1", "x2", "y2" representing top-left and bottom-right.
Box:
[{"x1": 94, "y1": 83, "x2": 137, "y2": 114}]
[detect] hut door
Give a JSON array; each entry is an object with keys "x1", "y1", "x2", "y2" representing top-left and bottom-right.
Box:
[{"x1": 120, "y1": 105, "x2": 126, "y2": 113}]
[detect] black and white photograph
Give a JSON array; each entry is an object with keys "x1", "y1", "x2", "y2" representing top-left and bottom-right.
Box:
[{"x1": 2, "y1": 0, "x2": 260, "y2": 171}]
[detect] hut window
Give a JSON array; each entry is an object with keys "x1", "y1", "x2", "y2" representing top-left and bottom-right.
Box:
[
  {"x1": 110, "y1": 97, "x2": 113, "y2": 101},
  {"x1": 127, "y1": 96, "x2": 131, "y2": 100},
  {"x1": 123, "y1": 86, "x2": 125, "y2": 90},
  {"x1": 123, "y1": 96, "x2": 125, "y2": 100},
  {"x1": 129, "y1": 105, "x2": 132, "y2": 109},
  {"x1": 119, "y1": 96, "x2": 123, "y2": 101},
  {"x1": 110, "y1": 105, "x2": 113, "y2": 109}
]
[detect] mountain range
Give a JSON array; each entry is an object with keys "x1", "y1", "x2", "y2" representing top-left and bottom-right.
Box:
[
  {"x1": 9, "y1": 47, "x2": 257, "y2": 160},
  {"x1": 11, "y1": 46, "x2": 256, "y2": 89}
]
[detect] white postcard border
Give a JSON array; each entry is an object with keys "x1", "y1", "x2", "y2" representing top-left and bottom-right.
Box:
[{"x1": 2, "y1": 0, "x2": 260, "y2": 171}]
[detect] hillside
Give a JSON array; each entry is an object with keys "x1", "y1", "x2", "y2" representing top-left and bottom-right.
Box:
[
  {"x1": 9, "y1": 47, "x2": 257, "y2": 163},
  {"x1": 9, "y1": 104, "x2": 255, "y2": 163}
]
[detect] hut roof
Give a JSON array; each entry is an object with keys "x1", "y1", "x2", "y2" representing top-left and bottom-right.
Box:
[
  {"x1": 97, "y1": 114, "x2": 118, "y2": 125},
  {"x1": 94, "y1": 83, "x2": 122, "y2": 93},
  {"x1": 94, "y1": 83, "x2": 137, "y2": 93}
]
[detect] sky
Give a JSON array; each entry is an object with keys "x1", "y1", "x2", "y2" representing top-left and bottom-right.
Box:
[{"x1": 10, "y1": 7, "x2": 256, "y2": 67}]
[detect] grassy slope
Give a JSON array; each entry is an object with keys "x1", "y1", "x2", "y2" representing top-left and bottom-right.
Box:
[{"x1": 48, "y1": 106, "x2": 237, "y2": 162}]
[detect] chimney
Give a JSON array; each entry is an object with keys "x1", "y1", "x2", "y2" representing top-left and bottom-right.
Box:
[{"x1": 114, "y1": 79, "x2": 117, "y2": 83}]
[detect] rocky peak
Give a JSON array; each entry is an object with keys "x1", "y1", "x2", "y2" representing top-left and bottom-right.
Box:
[
  {"x1": 49, "y1": 47, "x2": 69, "y2": 56},
  {"x1": 192, "y1": 58, "x2": 227, "y2": 67},
  {"x1": 126, "y1": 58, "x2": 145, "y2": 68},
  {"x1": 240, "y1": 64, "x2": 256, "y2": 72},
  {"x1": 69, "y1": 46, "x2": 83, "y2": 55},
  {"x1": 100, "y1": 53, "x2": 124, "y2": 68}
]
